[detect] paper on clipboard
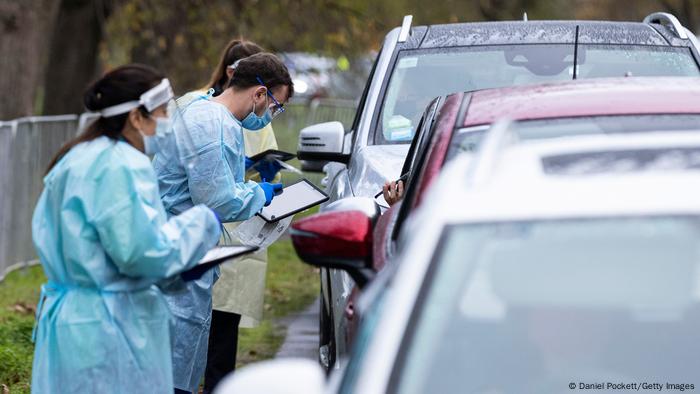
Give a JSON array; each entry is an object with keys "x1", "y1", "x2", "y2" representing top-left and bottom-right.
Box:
[
  {"x1": 231, "y1": 215, "x2": 294, "y2": 249},
  {"x1": 198, "y1": 246, "x2": 257, "y2": 264}
]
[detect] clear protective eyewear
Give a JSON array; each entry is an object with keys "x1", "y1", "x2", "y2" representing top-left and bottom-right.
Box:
[
  {"x1": 255, "y1": 76, "x2": 285, "y2": 118},
  {"x1": 99, "y1": 79, "x2": 174, "y2": 117}
]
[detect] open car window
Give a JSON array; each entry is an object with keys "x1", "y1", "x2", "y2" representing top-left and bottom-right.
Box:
[{"x1": 390, "y1": 98, "x2": 442, "y2": 242}]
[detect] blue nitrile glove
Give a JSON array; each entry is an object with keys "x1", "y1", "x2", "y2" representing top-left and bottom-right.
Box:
[
  {"x1": 254, "y1": 160, "x2": 283, "y2": 181},
  {"x1": 211, "y1": 208, "x2": 222, "y2": 225},
  {"x1": 259, "y1": 182, "x2": 283, "y2": 206},
  {"x1": 244, "y1": 156, "x2": 254, "y2": 171}
]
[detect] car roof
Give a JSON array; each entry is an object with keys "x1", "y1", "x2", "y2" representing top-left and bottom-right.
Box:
[
  {"x1": 400, "y1": 20, "x2": 688, "y2": 50},
  {"x1": 417, "y1": 131, "x2": 700, "y2": 225},
  {"x1": 461, "y1": 77, "x2": 700, "y2": 127}
]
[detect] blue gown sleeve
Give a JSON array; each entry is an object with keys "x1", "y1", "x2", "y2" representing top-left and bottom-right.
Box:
[
  {"x1": 184, "y1": 122, "x2": 266, "y2": 222},
  {"x1": 92, "y1": 162, "x2": 221, "y2": 279}
]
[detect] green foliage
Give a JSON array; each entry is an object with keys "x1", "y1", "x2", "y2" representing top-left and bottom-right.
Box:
[
  {"x1": 264, "y1": 239, "x2": 320, "y2": 321},
  {"x1": 0, "y1": 266, "x2": 45, "y2": 394},
  {"x1": 100, "y1": 0, "x2": 484, "y2": 92},
  {"x1": 0, "y1": 242, "x2": 319, "y2": 389},
  {"x1": 98, "y1": 0, "x2": 700, "y2": 94},
  {"x1": 236, "y1": 239, "x2": 320, "y2": 367}
]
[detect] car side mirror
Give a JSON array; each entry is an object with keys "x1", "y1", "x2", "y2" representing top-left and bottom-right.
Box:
[
  {"x1": 291, "y1": 197, "x2": 379, "y2": 288},
  {"x1": 297, "y1": 121, "x2": 350, "y2": 169},
  {"x1": 214, "y1": 359, "x2": 324, "y2": 394}
]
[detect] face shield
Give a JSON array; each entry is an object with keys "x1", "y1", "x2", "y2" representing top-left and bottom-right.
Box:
[
  {"x1": 99, "y1": 78, "x2": 175, "y2": 117},
  {"x1": 97, "y1": 79, "x2": 201, "y2": 170}
]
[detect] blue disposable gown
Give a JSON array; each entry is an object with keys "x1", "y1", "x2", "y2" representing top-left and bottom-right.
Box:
[
  {"x1": 30, "y1": 136, "x2": 221, "y2": 394},
  {"x1": 153, "y1": 97, "x2": 265, "y2": 392}
]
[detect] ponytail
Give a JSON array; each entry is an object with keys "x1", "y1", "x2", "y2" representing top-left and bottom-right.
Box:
[{"x1": 46, "y1": 64, "x2": 164, "y2": 174}]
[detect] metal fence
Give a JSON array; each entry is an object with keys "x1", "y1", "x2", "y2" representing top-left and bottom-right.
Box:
[
  {"x1": 273, "y1": 98, "x2": 357, "y2": 150},
  {"x1": 0, "y1": 115, "x2": 79, "y2": 281},
  {"x1": 0, "y1": 99, "x2": 357, "y2": 282}
]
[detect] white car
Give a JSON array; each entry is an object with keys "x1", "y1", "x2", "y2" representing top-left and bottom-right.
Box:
[{"x1": 221, "y1": 127, "x2": 700, "y2": 393}]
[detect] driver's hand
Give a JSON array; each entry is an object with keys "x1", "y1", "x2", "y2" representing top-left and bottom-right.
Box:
[{"x1": 383, "y1": 180, "x2": 404, "y2": 207}]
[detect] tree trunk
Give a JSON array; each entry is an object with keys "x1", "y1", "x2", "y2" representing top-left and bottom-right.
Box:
[
  {"x1": 42, "y1": 0, "x2": 111, "y2": 115},
  {"x1": 0, "y1": 0, "x2": 60, "y2": 119}
]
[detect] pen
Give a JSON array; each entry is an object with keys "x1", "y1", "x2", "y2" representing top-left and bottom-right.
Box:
[{"x1": 374, "y1": 173, "x2": 409, "y2": 198}]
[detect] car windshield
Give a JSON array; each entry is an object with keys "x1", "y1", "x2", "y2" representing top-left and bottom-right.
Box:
[
  {"x1": 449, "y1": 115, "x2": 700, "y2": 158},
  {"x1": 376, "y1": 45, "x2": 700, "y2": 145},
  {"x1": 394, "y1": 216, "x2": 700, "y2": 394}
]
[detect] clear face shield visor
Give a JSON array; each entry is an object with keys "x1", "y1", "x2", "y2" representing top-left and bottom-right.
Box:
[
  {"x1": 96, "y1": 79, "x2": 200, "y2": 170},
  {"x1": 99, "y1": 78, "x2": 175, "y2": 117}
]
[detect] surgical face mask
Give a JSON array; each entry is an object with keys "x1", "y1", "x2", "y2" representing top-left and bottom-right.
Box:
[
  {"x1": 140, "y1": 116, "x2": 172, "y2": 156},
  {"x1": 240, "y1": 97, "x2": 272, "y2": 131}
]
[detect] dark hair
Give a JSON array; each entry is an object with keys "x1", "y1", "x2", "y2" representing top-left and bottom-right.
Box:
[
  {"x1": 206, "y1": 39, "x2": 264, "y2": 95},
  {"x1": 228, "y1": 53, "x2": 294, "y2": 99},
  {"x1": 46, "y1": 64, "x2": 164, "y2": 173}
]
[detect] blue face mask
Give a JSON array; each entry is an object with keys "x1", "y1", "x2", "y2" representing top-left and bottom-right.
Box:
[
  {"x1": 240, "y1": 99, "x2": 272, "y2": 131},
  {"x1": 141, "y1": 117, "x2": 172, "y2": 156}
]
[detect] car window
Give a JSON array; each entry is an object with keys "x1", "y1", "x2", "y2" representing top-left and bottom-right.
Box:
[
  {"x1": 374, "y1": 45, "x2": 700, "y2": 145},
  {"x1": 392, "y1": 99, "x2": 442, "y2": 241},
  {"x1": 392, "y1": 217, "x2": 700, "y2": 394},
  {"x1": 399, "y1": 98, "x2": 441, "y2": 180},
  {"x1": 577, "y1": 45, "x2": 699, "y2": 78},
  {"x1": 449, "y1": 115, "x2": 700, "y2": 159}
]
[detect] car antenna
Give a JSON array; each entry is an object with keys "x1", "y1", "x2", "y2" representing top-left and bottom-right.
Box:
[
  {"x1": 523, "y1": 12, "x2": 528, "y2": 21},
  {"x1": 572, "y1": 25, "x2": 580, "y2": 79}
]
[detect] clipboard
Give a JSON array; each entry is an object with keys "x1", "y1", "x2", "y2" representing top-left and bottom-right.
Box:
[
  {"x1": 181, "y1": 245, "x2": 259, "y2": 281},
  {"x1": 256, "y1": 179, "x2": 329, "y2": 223},
  {"x1": 248, "y1": 149, "x2": 296, "y2": 164}
]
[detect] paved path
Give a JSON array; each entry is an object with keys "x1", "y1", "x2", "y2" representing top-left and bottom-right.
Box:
[{"x1": 275, "y1": 297, "x2": 319, "y2": 360}]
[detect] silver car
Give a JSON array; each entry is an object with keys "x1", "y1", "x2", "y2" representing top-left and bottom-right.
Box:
[{"x1": 296, "y1": 12, "x2": 700, "y2": 370}]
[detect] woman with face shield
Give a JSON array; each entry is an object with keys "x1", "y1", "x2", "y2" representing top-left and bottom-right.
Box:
[
  {"x1": 30, "y1": 64, "x2": 222, "y2": 394},
  {"x1": 152, "y1": 52, "x2": 293, "y2": 394}
]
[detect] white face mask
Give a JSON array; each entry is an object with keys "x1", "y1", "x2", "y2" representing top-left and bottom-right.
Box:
[{"x1": 141, "y1": 117, "x2": 172, "y2": 156}]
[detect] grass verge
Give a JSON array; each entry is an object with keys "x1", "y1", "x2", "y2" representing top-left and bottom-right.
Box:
[
  {"x1": 0, "y1": 265, "x2": 44, "y2": 394},
  {"x1": 0, "y1": 237, "x2": 319, "y2": 391},
  {"x1": 237, "y1": 238, "x2": 319, "y2": 367}
]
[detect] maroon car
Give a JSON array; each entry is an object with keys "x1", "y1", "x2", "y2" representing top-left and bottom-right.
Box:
[{"x1": 292, "y1": 76, "x2": 700, "y2": 345}]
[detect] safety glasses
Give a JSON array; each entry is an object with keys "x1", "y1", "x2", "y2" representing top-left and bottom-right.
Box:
[{"x1": 256, "y1": 76, "x2": 285, "y2": 118}]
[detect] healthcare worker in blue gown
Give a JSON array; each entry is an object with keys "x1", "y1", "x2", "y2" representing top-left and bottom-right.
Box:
[
  {"x1": 153, "y1": 52, "x2": 293, "y2": 394},
  {"x1": 30, "y1": 64, "x2": 222, "y2": 394}
]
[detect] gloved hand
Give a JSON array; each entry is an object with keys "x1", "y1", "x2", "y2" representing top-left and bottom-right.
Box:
[
  {"x1": 254, "y1": 160, "x2": 283, "y2": 182},
  {"x1": 211, "y1": 208, "x2": 222, "y2": 225},
  {"x1": 259, "y1": 182, "x2": 283, "y2": 206},
  {"x1": 244, "y1": 156, "x2": 254, "y2": 171}
]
